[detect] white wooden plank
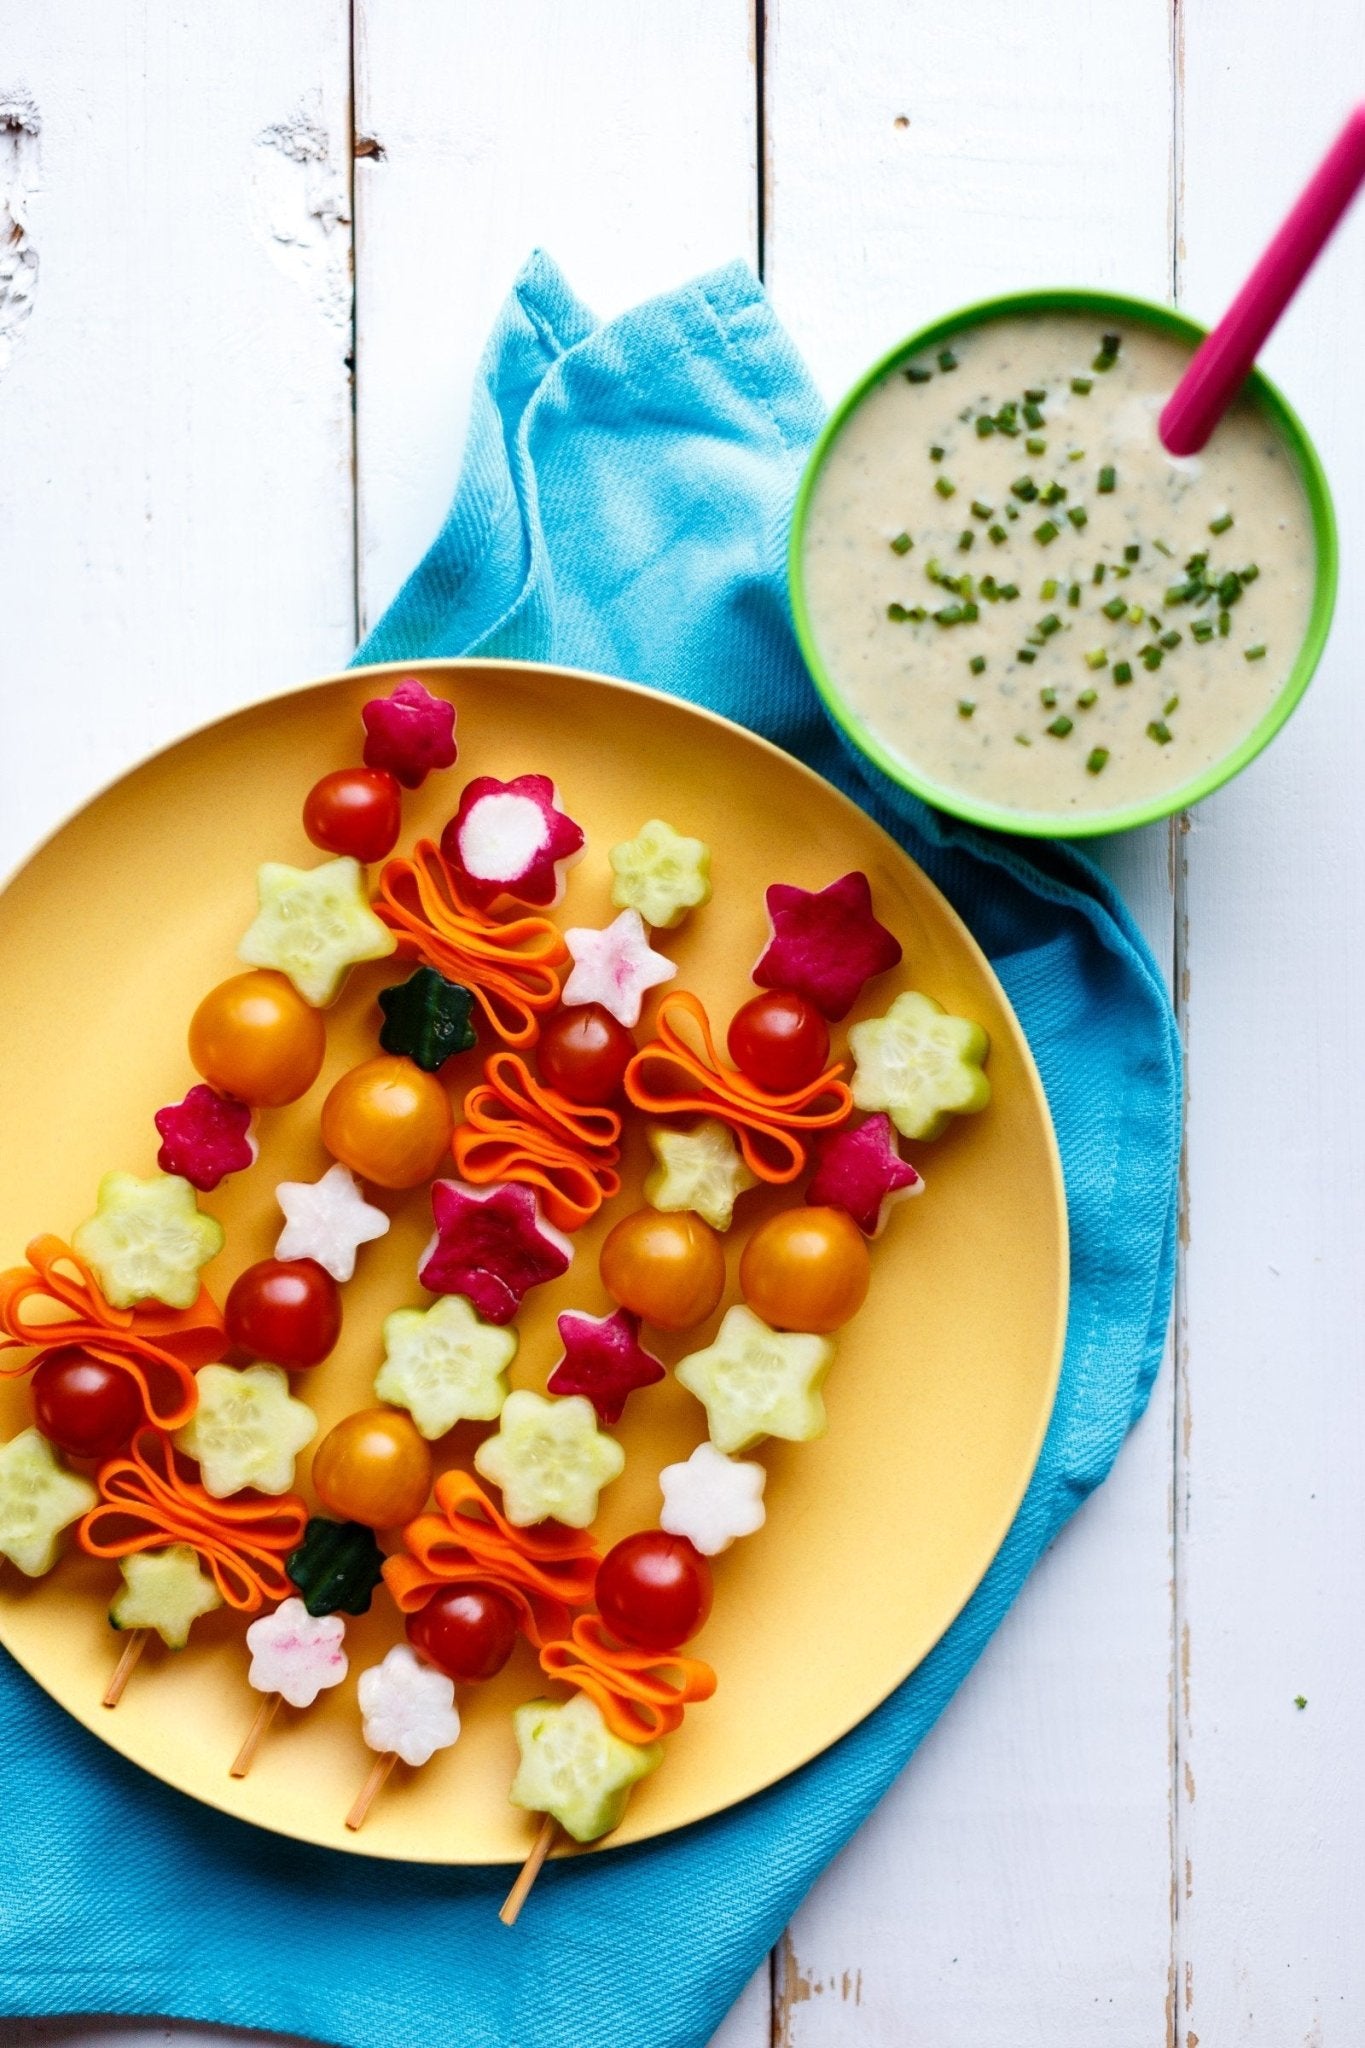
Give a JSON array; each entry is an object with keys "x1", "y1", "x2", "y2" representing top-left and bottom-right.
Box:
[
  {"x1": 0, "y1": 0, "x2": 355, "y2": 881},
  {"x1": 762, "y1": 4, "x2": 1179, "y2": 2039},
  {"x1": 1176, "y1": 9, "x2": 1365, "y2": 2041},
  {"x1": 352, "y1": 0, "x2": 759, "y2": 629}
]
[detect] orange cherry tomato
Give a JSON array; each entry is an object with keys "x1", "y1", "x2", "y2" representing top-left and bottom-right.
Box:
[
  {"x1": 320, "y1": 1054, "x2": 453, "y2": 1189},
  {"x1": 303, "y1": 767, "x2": 403, "y2": 865},
  {"x1": 188, "y1": 971, "x2": 327, "y2": 1108},
  {"x1": 599, "y1": 1208, "x2": 725, "y2": 1331},
  {"x1": 739, "y1": 1205, "x2": 871, "y2": 1334},
  {"x1": 311, "y1": 1407, "x2": 432, "y2": 1528}
]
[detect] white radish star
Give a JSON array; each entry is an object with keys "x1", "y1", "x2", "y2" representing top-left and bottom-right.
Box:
[
  {"x1": 659, "y1": 1440, "x2": 767, "y2": 1555},
  {"x1": 275, "y1": 1162, "x2": 389, "y2": 1283},
  {"x1": 561, "y1": 907, "x2": 676, "y2": 1028},
  {"x1": 246, "y1": 1598, "x2": 348, "y2": 1709}
]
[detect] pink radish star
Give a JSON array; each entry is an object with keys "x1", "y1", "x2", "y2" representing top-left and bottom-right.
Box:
[
  {"x1": 440, "y1": 773, "x2": 585, "y2": 909},
  {"x1": 562, "y1": 908, "x2": 676, "y2": 1028},
  {"x1": 753, "y1": 872, "x2": 902, "y2": 1021},
  {"x1": 418, "y1": 1179, "x2": 572, "y2": 1324},
  {"x1": 806, "y1": 1113, "x2": 924, "y2": 1236},
  {"x1": 361, "y1": 679, "x2": 458, "y2": 790},
  {"x1": 547, "y1": 1307, "x2": 665, "y2": 1425}
]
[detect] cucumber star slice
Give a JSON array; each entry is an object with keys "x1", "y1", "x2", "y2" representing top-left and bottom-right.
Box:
[
  {"x1": 111, "y1": 1543, "x2": 223, "y2": 1647},
  {"x1": 675, "y1": 1303, "x2": 835, "y2": 1455},
  {"x1": 238, "y1": 856, "x2": 396, "y2": 1008},
  {"x1": 0, "y1": 1428, "x2": 97, "y2": 1578},
  {"x1": 374, "y1": 1294, "x2": 517, "y2": 1440},
  {"x1": 609, "y1": 818, "x2": 712, "y2": 930},
  {"x1": 73, "y1": 1170, "x2": 224, "y2": 1311},
  {"x1": 848, "y1": 989, "x2": 991, "y2": 1141},
  {"x1": 644, "y1": 1117, "x2": 758, "y2": 1231},
  {"x1": 473, "y1": 1389, "x2": 624, "y2": 1529},
  {"x1": 511, "y1": 1691, "x2": 662, "y2": 1843},
  {"x1": 175, "y1": 1362, "x2": 318, "y2": 1498}
]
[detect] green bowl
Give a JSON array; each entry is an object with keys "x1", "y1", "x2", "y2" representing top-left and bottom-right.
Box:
[{"x1": 788, "y1": 287, "x2": 1339, "y2": 838}]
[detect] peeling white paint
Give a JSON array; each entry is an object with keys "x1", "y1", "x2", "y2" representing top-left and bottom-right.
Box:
[
  {"x1": 0, "y1": 88, "x2": 40, "y2": 377},
  {"x1": 250, "y1": 93, "x2": 350, "y2": 327}
]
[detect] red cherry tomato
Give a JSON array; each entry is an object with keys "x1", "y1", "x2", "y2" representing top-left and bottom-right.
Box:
[
  {"x1": 302, "y1": 767, "x2": 403, "y2": 864},
  {"x1": 224, "y1": 1257, "x2": 342, "y2": 1368},
  {"x1": 595, "y1": 1531, "x2": 713, "y2": 1651},
  {"x1": 727, "y1": 991, "x2": 830, "y2": 1093},
  {"x1": 537, "y1": 1003, "x2": 636, "y2": 1105},
  {"x1": 31, "y1": 1348, "x2": 143, "y2": 1460},
  {"x1": 406, "y1": 1585, "x2": 521, "y2": 1682}
]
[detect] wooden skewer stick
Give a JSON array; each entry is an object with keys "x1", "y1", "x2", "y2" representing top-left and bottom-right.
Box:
[
  {"x1": 103, "y1": 1628, "x2": 147, "y2": 1708},
  {"x1": 229, "y1": 1692, "x2": 282, "y2": 1779},
  {"x1": 345, "y1": 1750, "x2": 396, "y2": 1832},
  {"x1": 499, "y1": 1814, "x2": 559, "y2": 1926}
]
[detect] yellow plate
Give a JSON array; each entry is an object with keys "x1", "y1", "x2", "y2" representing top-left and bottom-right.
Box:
[{"x1": 0, "y1": 660, "x2": 1067, "y2": 1864}]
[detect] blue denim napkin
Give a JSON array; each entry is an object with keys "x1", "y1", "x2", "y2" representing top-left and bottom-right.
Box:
[{"x1": 0, "y1": 253, "x2": 1180, "y2": 2048}]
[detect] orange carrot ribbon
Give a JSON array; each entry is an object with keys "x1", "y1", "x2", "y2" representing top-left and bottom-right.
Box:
[
  {"x1": 624, "y1": 990, "x2": 853, "y2": 1183},
  {"x1": 0, "y1": 1235, "x2": 225, "y2": 1431},
  {"x1": 372, "y1": 840, "x2": 567, "y2": 1049},
  {"x1": 78, "y1": 1428, "x2": 307, "y2": 1612},
  {"x1": 383, "y1": 1470, "x2": 601, "y2": 1648},
  {"x1": 451, "y1": 1051, "x2": 621, "y2": 1231},
  {"x1": 539, "y1": 1612, "x2": 717, "y2": 1743}
]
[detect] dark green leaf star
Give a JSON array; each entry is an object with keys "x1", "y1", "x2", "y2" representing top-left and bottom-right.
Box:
[
  {"x1": 377, "y1": 966, "x2": 477, "y2": 1071},
  {"x1": 287, "y1": 1516, "x2": 387, "y2": 1616}
]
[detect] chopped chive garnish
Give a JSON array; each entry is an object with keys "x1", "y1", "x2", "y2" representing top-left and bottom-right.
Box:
[
  {"x1": 957, "y1": 699, "x2": 976, "y2": 717},
  {"x1": 934, "y1": 476, "x2": 956, "y2": 498},
  {"x1": 1165, "y1": 582, "x2": 1194, "y2": 604},
  {"x1": 969, "y1": 655, "x2": 987, "y2": 676},
  {"x1": 1191, "y1": 618, "x2": 1215, "y2": 642},
  {"x1": 1084, "y1": 648, "x2": 1108, "y2": 670},
  {"x1": 887, "y1": 602, "x2": 910, "y2": 621},
  {"x1": 1097, "y1": 465, "x2": 1117, "y2": 493},
  {"x1": 999, "y1": 582, "x2": 1020, "y2": 600},
  {"x1": 1127, "y1": 604, "x2": 1145, "y2": 625},
  {"x1": 890, "y1": 531, "x2": 913, "y2": 554},
  {"x1": 1209, "y1": 511, "x2": 1234, "y2": 535},
  {"x1": 1040, "y1": 686, "x2": 1058, "y2": 707},
  {"x1": 1093, "y1": 563, "x2": 1106, "y2": 585},
  {"x1": 1023, "y1": 401, "x2": 1045, "y2": 430},
  {"x1": 957, "y1": 530, "x2": 975, "y2": 551},
  {"x1": 1164, "y1": 694, "x2": 1181, "y2": 716},
  {"x1": 1071, "y1": 375, "x2": 1093, "y2": 395},
  {"x1": 1039, "y1": 613, "x2": 1062, "y2": 636},
  {"x1": 1026, "y1": 435, "x2": 1047, "y2": 455},
  {"x1": 937, "y1": 348, "x2": 958, "y2": 371},
  {"x1": 962, "y1": 600, "x2": 979, "y2": 620},
  {"x1": 1140, "y1": 645, "x2": 1164, "y2": 671},
  {"x1": 995, "y1": 410, "x2": 1021, "y2": 437},
  {"x1": 971, "y1": 499, "x2": 994, "y2": 519},
  {"x1": 1040, "y1": 578, "x2": 1059, "y2": 599},
  {"x1": 1067, "y1": 447, "x2": 1086, "y2": 462},
  {"x1": 1026, "y1": 631, "x2": 1046, "y2": 647},
  {"x1": 988, "y1": 523, "x2": 1008, "y2": 545},
  {"x1": 1218, "y1": 609, "x2": 1232, "y2": 636},
  {"x1": 1046, "y1": 715, "x2": 1074, "y2": 738},
  {"x1": 980, "y1": 575, "x2": 999, "y2": 600},
  {"x1": 1113, "y1": 660, "x2": 1133, "y2": 684},
  {"x1": 1034, "y1": 519, "x2": 1060, "y2": 545},
  {"x1": 1245, "y1": 643, "x2": 1267, "y2": 661},
  {"x1": 1153, "y1": 538, "x2": 1174, "y2": 558},
  {"x1": 1241, "y1": 562, "x2": 1260, "y2": 582},
  {"x1": 904, "y1": 364, "x2": 932, "y2": 382},
  {"x1": 934, "y1": 604, "x2": 965, "y2": 624},
  {"x1": 1102, "y1": 596, "x2": 1127, "y2": 620},
  {"x1": 1087, "y1": 747, "x2": 1110, "y2": 774},
  {"x1": 908, "y1": 606, "x2": 927, "y2": 620},
  {"x1": 1024, "y1": 387, "x2": 1047, "y2": 404},
  {"x1": 1017, "y1": 648, "x2": 1038, "y2": 664},
  {"x1": 1159, "y1": 629, "x2": 1181, "y2": 649},
  {"x1": 930, "y1": 444, "x2": 945, "y2": 462},
  {"x1": 1124, "y1": 544, "x2": 1141, "y2": 563},
  {"x1": 1147, "y1": 719, "x2": 1173, "y2": 744},
  {"x1": 926, "y1": 557, "x2": 945, "y2": 583},
  {"x1": 1041, "y1": 482, "x2": 1068, "y2": 505},
  {"x1": 1216, "y1": 572, "x2": 1241, "y2": 605},
  {"x1": 1015, "y1": 733, "x2": 1033, "y2": 746},
  {"x1": 1067, "y1": 582, "x2": 1082, "y2": 607},
  {"x1": 1077, "y1": 688, "x2": 1098, "y2": 708},
  {"x1": 975, "y1": 414, "x2": 996, "y2": 438},
  {"x1": 1005, "y1": 503, "x2": 1020, "y2": 519},
  {"x1": 1114, "y1": 564, "x2": 1131, "y2": 579},
  {"x1": 1067, "y1": 505, "x2": 1089, "y2": 529},
  {"x1": 1093, "y1": 334, "x2": 1121, "y2": 371},
  {"x1": 1012, "y1": 476, "x2": 1038, "y2": 501}
]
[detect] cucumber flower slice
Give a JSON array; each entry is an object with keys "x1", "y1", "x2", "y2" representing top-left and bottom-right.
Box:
[
  {"x1": 644, "y1": 1118, "x2": 757, "y2": 1232},
  {"x1": 374, "y1": 1294, "x2": 517, "y2": 1440},
  {"x1": 238, "y1": 855, "x2": 396, "y2": 1008},
  {"x1": 73, "y1": 1170, "x2": 224, "y2": 1311},
  {"x1": 473, "y1": 1389, "x2": 624, "y2": 1528},
  {"x1": 609, "y1": 819, "x2": 712, "y2": 930},
  {"x1": 175, "y1": 1362, "x2": 318, "y2": 1498},
  {"x1": 675, "y1": 1303, "x2": 835, "y2": 1455},
  {"x1": 848, "y1": 990, "x2": 991, "y2": 1141},
  {"x1": 0, "y1": 1428, "x2": 97, "y2": 1578},
  {"x1": 511, "y1": 1691, "x2": 662, "y2": 1843},
  {"x1": 111, "y1": 1543, "x2": 222, "y2": 1647}
]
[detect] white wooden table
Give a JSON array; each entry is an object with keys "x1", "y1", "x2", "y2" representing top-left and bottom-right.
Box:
[{"x1": 3, "y1": 6, "x2": 1363, "y2": 2044}]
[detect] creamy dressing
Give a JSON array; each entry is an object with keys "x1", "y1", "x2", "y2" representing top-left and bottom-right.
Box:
[{"x1": 801, "y1": 314, "x2": 1316, "y2": 816}]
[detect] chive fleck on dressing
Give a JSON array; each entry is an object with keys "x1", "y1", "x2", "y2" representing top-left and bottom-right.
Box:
[{"x1": 800, "y1": 311, "x2": 1314, "y2": 816}]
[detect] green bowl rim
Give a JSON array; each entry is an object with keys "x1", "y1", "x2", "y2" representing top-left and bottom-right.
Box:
[{"x1": 787, "y1": 286, "x2": 1339, "y2": 839}]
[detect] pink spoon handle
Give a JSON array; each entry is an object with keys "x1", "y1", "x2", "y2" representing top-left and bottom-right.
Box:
[{"x1": 1160, "y1": 103, "x2": 1365, "y2": 455}]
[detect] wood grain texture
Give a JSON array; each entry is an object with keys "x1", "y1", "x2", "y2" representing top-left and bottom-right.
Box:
[
  {"x1": 0, "y1": 1, "x2": 355, "y2": 880},
  {"x1": 762, "y1": 2, "x2": 1180, "y2": 2039},
  {"x1": 1176, "y1": 6, "x2": 1365, "y2": 2041}
]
